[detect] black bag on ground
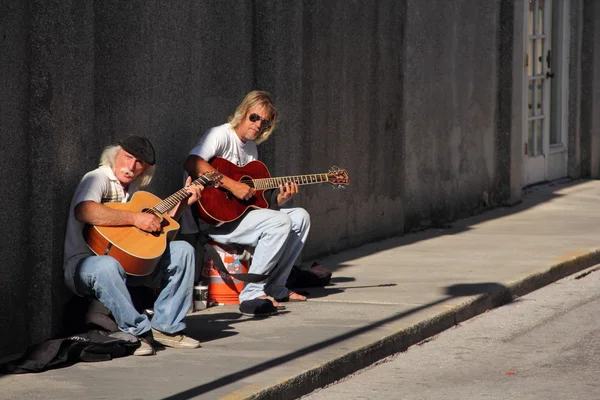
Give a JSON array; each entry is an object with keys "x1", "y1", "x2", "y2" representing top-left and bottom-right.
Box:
[
  {"x1": 286, "y1": 262, "x2": 333, "y2": 289},
  {"x1": 0, "y1": 297, "x2": 139, "y2": 374},
  {"x1": 0, "y1": 331, "x2": 139, "y2": 374}
]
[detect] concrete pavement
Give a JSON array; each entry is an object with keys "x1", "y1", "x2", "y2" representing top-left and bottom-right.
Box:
[{"x1": 3, "y1": 179, "x2": 600, "y2": 400}]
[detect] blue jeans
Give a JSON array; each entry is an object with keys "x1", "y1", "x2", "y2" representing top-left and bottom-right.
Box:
[
  {"x1": 208, "y1": 207, "x2": 311, "y2": 302},
  {"x1": 73, "y1": 241, "x2": 195, "y2": 336}
]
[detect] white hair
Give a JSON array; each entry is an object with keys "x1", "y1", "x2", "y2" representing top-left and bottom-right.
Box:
[{"x1": 99, "y1": 145, "x2": 155, "y2": 187}]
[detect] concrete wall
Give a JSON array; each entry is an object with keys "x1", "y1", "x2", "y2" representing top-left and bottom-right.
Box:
[
  {"x1": 3, "y1": 0, "x2": 596, "y2": 356},
  {"x1": 403, "y1": 0, "x2": 501, "y2": 227},
  {"x1": 582, "y1": 0, "x2": 600, "y2": 178},
  {"x1": 0, "y1": 0, "x2": 31, "y2": 355},
  {"x1": 569, "y1": 0, "x2": 585, "y2": 178},
  {"x1": 256, "y1": 1, "x2": 408, "y2": 249},
  {"x1": 0, "y1": 0, "x2": 96, "y2": 356}
]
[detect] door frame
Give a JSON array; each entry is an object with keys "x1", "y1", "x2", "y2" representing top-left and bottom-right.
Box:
[
  {"x1": 547, "y1": 0, "x2": 570, "y2": 181},
  {"x1": 521, "y1": 0, "x2": 553, "y2": 187}
]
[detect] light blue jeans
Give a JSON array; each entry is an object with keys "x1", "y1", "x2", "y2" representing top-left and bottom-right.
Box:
[
  {"x1": 208, "y1": 207, "x2": 311, "y2": 302},
  {"x1": 73, "y1": 241, "x2": 195, "y2": 336}
]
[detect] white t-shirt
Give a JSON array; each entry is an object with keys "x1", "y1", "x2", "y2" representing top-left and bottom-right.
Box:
[
  {"x1": 180, "y1": 123, "x2": 258, "y2": 234},
  {"x1": 191, "y1": 122, "x2": 258, "y2": 167},
  {"x1": 63, "y1": 166, "x2": 139, "y2": 294}
]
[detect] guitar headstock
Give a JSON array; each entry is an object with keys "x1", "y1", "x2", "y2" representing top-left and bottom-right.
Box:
[
  {"x1": 326, "y1": 167, "x2": 350, "y2": 187},
  {"x1": 196, "y1": 171, "x2": 223, "y2": 187}
]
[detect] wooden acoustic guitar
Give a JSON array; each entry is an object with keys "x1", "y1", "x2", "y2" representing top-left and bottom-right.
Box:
[
  {"x1": 196, "y1": 157, "x2": 350, "y2": 225},
  {"x1": 84, "y1": 171, "x2": 222, "y2": 276}
]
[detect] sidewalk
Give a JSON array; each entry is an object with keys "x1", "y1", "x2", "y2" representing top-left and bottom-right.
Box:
[{"x1": 4, "y1": 179, "x2": 600, "y2": 400}]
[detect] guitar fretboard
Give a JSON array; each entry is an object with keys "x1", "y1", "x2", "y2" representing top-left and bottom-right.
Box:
[
  {"x1": 149, "y1": 175, "x2": 213, "y2": 214},
  {"x1": 241, "y1": 174, "x2": 330, "y2": 190}
]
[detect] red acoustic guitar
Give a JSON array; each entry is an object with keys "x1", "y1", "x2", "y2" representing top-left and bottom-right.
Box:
[
  {"x1": 196, "y1": 157, "x2": 350, "y2": 225},
  {"x1": 84, "y1": 171, "x2": 222, "y2": 276}
]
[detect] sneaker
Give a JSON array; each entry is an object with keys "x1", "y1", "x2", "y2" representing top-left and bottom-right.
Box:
[
  {"x1": 151, "y1": 328, "x2": 201, "y2": 349},
  {"x1": 133, "y1": 335, "x2": 156, "y2": 356}
]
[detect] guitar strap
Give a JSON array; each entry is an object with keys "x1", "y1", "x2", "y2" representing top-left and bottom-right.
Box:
[
  {"x1": 190, "y1": 192, "x2": 269, "y2": 283},
  {"x1": 203, "y1": 242, "x2": 269, "y2": 283}
]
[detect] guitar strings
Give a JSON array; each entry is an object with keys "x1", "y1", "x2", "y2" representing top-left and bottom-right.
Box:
[
  {"x1": 240, "y1": 174, "x2": 329, "y2": 190},
  {"x1": 145, "y1": 174, "x2": 216, "y2": 214}
]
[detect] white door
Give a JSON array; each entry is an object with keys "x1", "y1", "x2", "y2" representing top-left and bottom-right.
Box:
[{"x1": 522, "y1": 0, "x2": 569, "y2": 187}]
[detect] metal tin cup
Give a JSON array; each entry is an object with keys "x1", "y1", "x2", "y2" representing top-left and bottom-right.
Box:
[{"x1": 193, "y1": 285, "x2": 209, "y2": 311}]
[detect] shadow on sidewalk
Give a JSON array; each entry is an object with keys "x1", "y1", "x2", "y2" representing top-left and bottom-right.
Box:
[
  {"x1": 304, "y1": 282, "x2": 397, "y2": 299},
  {"x1": 185, "y1": 312, "x2": 243, "y2": 343},
  {"x1": 162, "y1": 282, "x2": 510, "y2": 400},
  {"x1": 311, "y1": 179, "x2": 581, "y2": 276}
]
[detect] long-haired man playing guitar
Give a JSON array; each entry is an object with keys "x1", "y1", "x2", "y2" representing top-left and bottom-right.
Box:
[{"x1": 181, "y1": 91, "x2": 310, "y2": 316}]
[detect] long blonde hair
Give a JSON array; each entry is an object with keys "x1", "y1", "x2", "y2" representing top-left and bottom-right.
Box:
[
  {"x1": 228, "y1": 90, "x2": 278, "y2": 144},
  {"x1": 99, "y1": 145, "x2": 155, "y2": 187}
]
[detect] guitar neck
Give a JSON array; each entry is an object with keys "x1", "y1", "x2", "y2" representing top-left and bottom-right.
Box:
[
  {"x1": 151, "y1": 175, "x2": 212, "y2": 214},
  {"x1": 245, "y1": 174, "x2": 331, "y2": 190}
]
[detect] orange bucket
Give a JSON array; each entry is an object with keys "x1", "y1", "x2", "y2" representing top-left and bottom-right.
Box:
[{"x1": 202, "y1": 241, "x2": 250, "y2": 305}]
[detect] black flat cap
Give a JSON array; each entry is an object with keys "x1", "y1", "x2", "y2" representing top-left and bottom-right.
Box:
[{"x1": 119, "y1": 135, "x2": 156, "y2": 165}]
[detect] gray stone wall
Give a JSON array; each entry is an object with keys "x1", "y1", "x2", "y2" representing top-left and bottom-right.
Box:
[
  {"x1": 0, "y1": 0, "x2": 96, "y2": 356},
  {"x1": 0, "y1": 0, "x2": 31, "y2": 355},
  {"x1": 569, "y1": 0, "x2": 585, "y2": 178},
  {"x1": 582, "y1": 0, "x2": 600, "y2": 178},
  {"x1": 402, "y1": 0, "x2": 501, "y2": 227},
  {"x1": 1, "y1": 0, "x2": 597, "y2": 356}
]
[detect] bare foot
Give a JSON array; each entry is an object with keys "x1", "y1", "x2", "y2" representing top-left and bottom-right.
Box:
[
  {"x1": 287, "y1": 291, "x2": 307, "y2": 302},
  {"x1": 258, "y1": 295, "x2": 284, "y2": 308}
]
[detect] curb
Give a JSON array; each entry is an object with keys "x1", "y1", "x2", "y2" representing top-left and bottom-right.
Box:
[{"x1": 245, "y1": 249, "x2": 600, "y2": 400}]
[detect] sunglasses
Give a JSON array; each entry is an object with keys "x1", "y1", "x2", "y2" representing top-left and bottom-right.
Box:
[{"x1": 248, "y1": 113, "x2": 271, "y2": 130}]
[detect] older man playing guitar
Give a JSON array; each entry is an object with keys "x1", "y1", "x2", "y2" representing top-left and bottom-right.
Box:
[{"x1": 63, "y1": 136, "x2": 205, "y2": 356}]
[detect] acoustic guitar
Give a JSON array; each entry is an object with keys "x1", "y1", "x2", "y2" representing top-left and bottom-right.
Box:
[
  {"x1": 84, "y1": 171, "x2": 222, "y2": 276},
  {"x1": 196, "y1": 157, "x2": 349, "y2": 225}
]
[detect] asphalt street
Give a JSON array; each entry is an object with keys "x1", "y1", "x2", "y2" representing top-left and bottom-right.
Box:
[{"x1": 303, "y1": 265, "x2": 600, "y2": 400}]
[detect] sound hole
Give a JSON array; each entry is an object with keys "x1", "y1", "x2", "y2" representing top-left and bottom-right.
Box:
[{"x1": 240, "y1": 175, "x2": 255, "y2": 189}]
